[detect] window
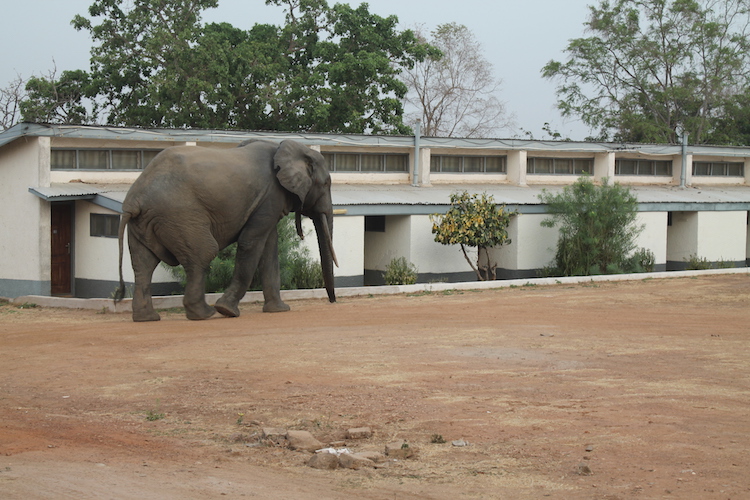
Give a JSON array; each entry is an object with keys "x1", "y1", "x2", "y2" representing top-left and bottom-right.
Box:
[
  {"x1": 52, "y1": 149, "x2": 163, "y2": 170},
  {"x1": 430, "y1": 155, "x2": 507, "y2": 173},
  {"x1": 90, "y1": 214, "x2": 120, "y2": 238},
  {"x1": 527, "y1": 157, "x2": 592, "y2": 174},
  {"x1": 365, "y1": 215, "x2": 386, "y2": 232},
  {"x1": 692, "y1": 161, "x2": 744, "y2": 177},
  {"x1": 322, "y1": 152, "x2": 408, "y2": 173},
  {"x1": 615, "y1": 159, "x2": 672, "y2": 176}
]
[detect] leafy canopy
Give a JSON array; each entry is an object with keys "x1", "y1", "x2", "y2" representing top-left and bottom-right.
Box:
[
  {"x1": 538, "y1": 176, "x2": 650, "y2": 276},
  {"x1": 63, "y1": 0, "x2": 431, "y2": 133},
  {"x1": 542, "y1": 0, "x2": 750, "y2": 144},
  {"x1": 431, "y1": 191, "x2": 516, "y2": 280}
]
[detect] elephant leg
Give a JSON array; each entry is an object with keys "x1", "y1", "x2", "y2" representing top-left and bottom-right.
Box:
[
  {"x1": 179, "y1": 239, "x2": 220, "y2": 321},
  {"x1": 260, "y1": 227, "x2": 290, "y2": 313},
  {"x1": 215, "y1": 229, "x2": 271, "y2": 318},
  {"x1": 128, "y1": 235, "x2": 161, "y2": 322},
  {"x1": 182, "y1": 263, "x2": 218, "y2": 320}
]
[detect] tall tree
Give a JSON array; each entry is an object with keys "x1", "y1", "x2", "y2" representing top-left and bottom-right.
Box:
[
  {"x1": 542, "y1": 0, "x2": 750, "y2": 144},
  {"x1": 72, "y1": 0, "x2": 220, "y2": 127},
  {"x1": 69, "y1": 0, "x2": 430, "y2": 133},
  {"x1": 21, "y1": 69, "x2": 94, "y2": 124},
  {"x1": 402, "y1": 22, "x2": 512, "y2": 138}
]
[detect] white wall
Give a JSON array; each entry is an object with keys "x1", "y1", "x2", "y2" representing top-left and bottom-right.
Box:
[
  {"x1": 299, "y1": 215, "x2": 364, "y2": 280},
  {"x1": 667, "y1": 211, "x2": 747, "y2": 262},
  {"x1": 74, "y1": 202, "x2": 174, "y2": 287},
  {"x1": 696, "y1": 211, "x2": 747, "y2": 261},
  {"x1": 635, "y1": 212, "x2": 668, "y2": 265},
  {"x1": 667, "y1": 211, "x2": 698, "y2": 262},
  {"x1": 492, "y1": 214, "x2": 559, "y2": 271},
  {"x1": 0, "y1": 137, "x2": 50, "y2": 291},
  {"x1": 409, "y1": 215, "x2": 473, "y2": 274}
]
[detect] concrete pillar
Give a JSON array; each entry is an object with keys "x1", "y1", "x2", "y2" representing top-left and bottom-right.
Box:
[{"x1": 507, "y1": 150, "x2": 527, "y2": 186}]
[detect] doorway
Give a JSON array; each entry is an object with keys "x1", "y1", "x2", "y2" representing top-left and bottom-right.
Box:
[{"x1": 51, "y1": 203, "x2": 73, "y2": 295}]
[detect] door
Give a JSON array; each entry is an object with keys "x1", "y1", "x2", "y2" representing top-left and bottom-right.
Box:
[{"x1": 51, "y1": 203, "x2": 73, "y2": 295}]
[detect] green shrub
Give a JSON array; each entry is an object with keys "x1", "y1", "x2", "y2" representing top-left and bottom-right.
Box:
[
  {"x1": 383, "y1": 257, "x2": 418, "y2": 285},
  {"x1": 625, "y1": 248, "x2": 655, "y2": 273},
  {"x1": 539, "y1": 176, "x2": 643, "y2": 277},
  {"x1": 685, "y1": 254, "x2": 711, "y2": 270}
]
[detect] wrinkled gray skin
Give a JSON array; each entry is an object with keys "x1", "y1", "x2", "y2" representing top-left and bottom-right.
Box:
[{"x1": 115, "y1": 139, "x2": 337, "y2": 322}]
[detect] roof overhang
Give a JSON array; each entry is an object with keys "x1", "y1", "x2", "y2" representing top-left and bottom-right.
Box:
[{"x1": 29, "y1": 184, "x2": 130, "y2": 212}]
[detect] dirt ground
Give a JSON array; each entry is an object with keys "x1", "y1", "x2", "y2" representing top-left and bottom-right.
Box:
[{"x1": 1, "y1": 274, "x2": 749, "y2": 499}]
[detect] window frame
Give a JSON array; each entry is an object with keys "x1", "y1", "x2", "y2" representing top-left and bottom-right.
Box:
[
  {"x1": 692, "y1": 161, "x2": 744, "y2": 177},
  {"x1": 615, "y1": 158, "x2": 673, "y2": 176},
  {"x1": 526, "y1": 157, "x2": 593, "y2": 175},
  {"x1": 51, "y1": 148, "x2": 163, "y2": 171},
  {"x1": 90, "y1": 213, "x2": 121, "y2": 238},
  {"x1": 430, "y1": 154, "x2": 508, "y2": 174},
  {"x1": 321, "y1": 152, "x2": 409, "y2": 173}
]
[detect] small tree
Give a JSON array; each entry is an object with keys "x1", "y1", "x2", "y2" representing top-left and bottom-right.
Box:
[
  {"x1": 431, "y1": 191, "x2": 516, "y2": 280},
  {"x1": 539, "y1": 176, "x2": 644, "y2": 276}
]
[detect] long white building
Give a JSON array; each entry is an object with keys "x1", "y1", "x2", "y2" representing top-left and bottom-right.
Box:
[{"x1": 1, "y1": 123, "x2": 749, "y2": 298}]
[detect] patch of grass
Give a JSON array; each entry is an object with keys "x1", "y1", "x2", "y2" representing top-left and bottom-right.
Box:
[
  {"x1": 430, "y1": 434, "x2": 446, "y2": 444},
  {"x1": 145, "y1": 400, "x2": 166, "y2": 421},
  {"x1": 17, "y1": 302, "x2": 38, "y2": 309}
]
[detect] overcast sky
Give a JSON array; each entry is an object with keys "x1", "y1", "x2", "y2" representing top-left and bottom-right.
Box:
[{"x1": 2, "y1": 0, "x2": 595, "y2": 139}]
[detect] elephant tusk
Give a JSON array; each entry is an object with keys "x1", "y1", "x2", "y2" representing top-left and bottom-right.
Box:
[
  {"x1": 331, "y1": 242, "x2": 340, "y2": 268},
  {"x1": 319, "y1": 213, "x2": 339, "y2": 268}
]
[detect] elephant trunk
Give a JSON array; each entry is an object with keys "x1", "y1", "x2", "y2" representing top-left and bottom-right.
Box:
[{"x1": 313, "y1": 212, "x2": 337, "y2": 303}]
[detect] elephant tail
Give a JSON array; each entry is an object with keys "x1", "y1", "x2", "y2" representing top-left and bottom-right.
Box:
[{"x1": 114, "y1": 212, "x2": 131, "y2": 304}]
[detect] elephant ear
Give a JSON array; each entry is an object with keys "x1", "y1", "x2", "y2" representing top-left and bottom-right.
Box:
[{"x1": 274, "y1": 140, "x2": 315, "y2": 207}]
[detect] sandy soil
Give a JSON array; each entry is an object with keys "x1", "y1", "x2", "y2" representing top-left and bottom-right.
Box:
[{"x1": 1, "y1": 274, "x2": 749, "y2": 499}]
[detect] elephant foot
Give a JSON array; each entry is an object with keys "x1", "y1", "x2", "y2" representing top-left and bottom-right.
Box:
[
  {"x1": 263, "y1": 300, "x2": 290, "y2": 313},
  {"x1": 214, "y1": 298, "x2": 240, "y2": 318},
  {"x1": 185, "y1": 302, "x2": 217, "y2": 321},
  {"x1": 133, "y1": 310, "x2": 161, "y2": 322}
]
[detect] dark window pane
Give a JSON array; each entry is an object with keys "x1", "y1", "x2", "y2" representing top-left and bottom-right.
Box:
[
  {"x1": 51, "y1": 150, "x2": 76, "y2": 169},
  {"x1": 112, "y1": 150, "x2": 139, "y2": 170},
  {"x1": 385, "y1": 155, "x2": 407, "y2": 172},
  {"x1": 727, "y1": 162, "x2": 744, "y2": 176},
  {"x1": 654, "y1": 160, "x2": 672, "y2": 176},
  {"x1": 485, "y1": 156, "x2": 506, "y2": 173},
  {"x1": 693, "y1": 162, "x2": 710, "y2": 176},
  {"x1": 360, "y1": 155, "x2": 382, "y2": 172},
  {"x1": 441, "y1": 156, "x2": 462, "y2": 172},
  {"x1": 464, "y1": 156, "x2": 483, "y2": 172},
  {"x1": 336, "y1": 154, "x2": 358, "y2": 172},
  {"x1": 79, "y1": 150, "x2": 109, "y2": 169},
  {"x1": 617, "y1": 159, "x2": 637, "y2": 175}
]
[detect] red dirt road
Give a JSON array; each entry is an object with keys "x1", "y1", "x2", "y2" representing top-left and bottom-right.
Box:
[{"x1": 1, "y1": 274, "x2": 749, "y2": 499}]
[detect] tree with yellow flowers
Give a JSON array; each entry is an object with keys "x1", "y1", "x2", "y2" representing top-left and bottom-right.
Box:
[{"x1": 431, "y1": 191, "x2": 516, "y2": 280}]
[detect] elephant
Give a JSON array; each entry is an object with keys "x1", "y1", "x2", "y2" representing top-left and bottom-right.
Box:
[{"x1": 114, "y1": 139, "x2": 337, "y2": 322}]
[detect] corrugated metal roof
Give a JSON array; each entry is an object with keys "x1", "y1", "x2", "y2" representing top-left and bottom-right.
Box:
[
  {"x1": 30, "y1": 182, "x2": 750, "y2": 215},
  {"x1": 5, "y1": 122, "x2": 750, "y2": 157}
]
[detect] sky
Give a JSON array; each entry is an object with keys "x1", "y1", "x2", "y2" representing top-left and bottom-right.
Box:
[{"x1": 1, "y1": 0, "x2": 595, "y2": 139}]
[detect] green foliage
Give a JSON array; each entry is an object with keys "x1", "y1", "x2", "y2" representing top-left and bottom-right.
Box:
[
  {"x1": 431, "y1": 191, "x2": 516, "y2": 280},
  {"x1": 20, "y1": 70, "x2": 94, "y2": 124},
  {"x1": 383, "y1": 257, "x2": 418, "y2": 285},
  {"x1": 542, "y1": 0, "x2": 750, "y2": 144},
  {"x1": 625, "y1": 248, "x2": 655, "y2": 273},
  {"x1": 539, "y1": 176, "x2": 646, "y2": 276},
  {"x1": 68, "y1": 0, "x2": 431, "y2": 133},
  {"x1": 167, "y1": 215, "x2": 323, "y2": 293},
  {"x1": 685, "y1": 254, "x2": 711, "y2": 270}
]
